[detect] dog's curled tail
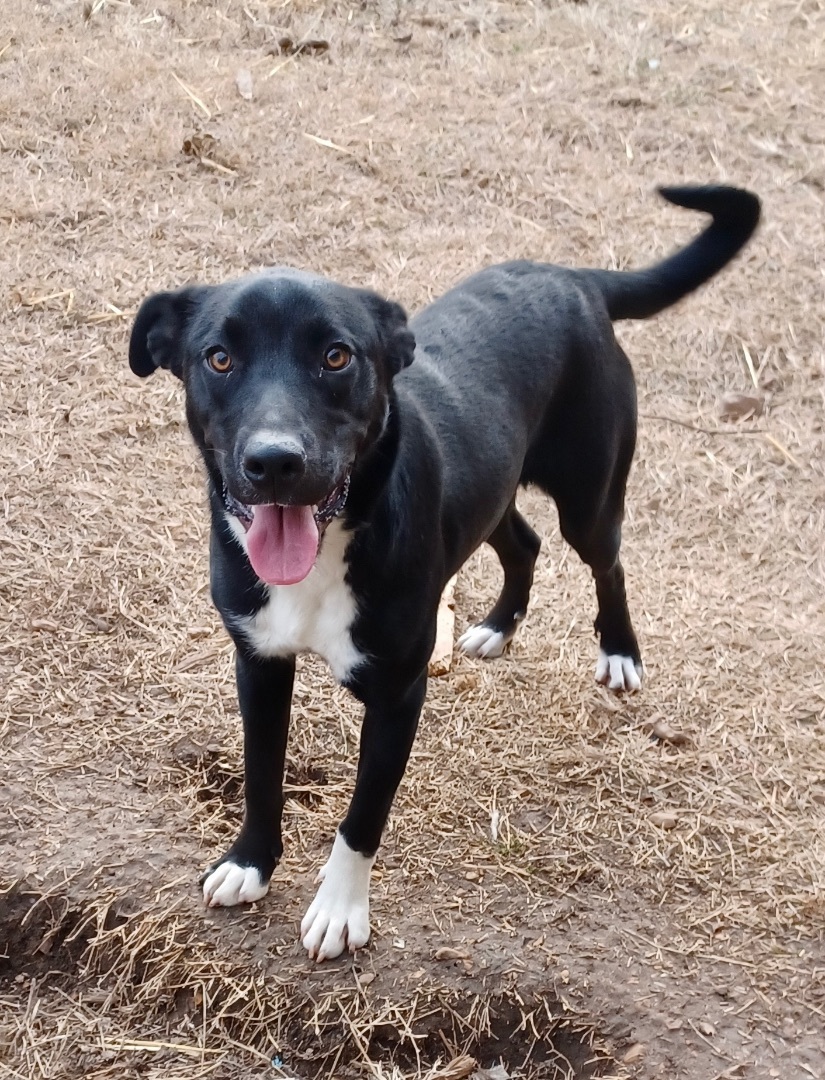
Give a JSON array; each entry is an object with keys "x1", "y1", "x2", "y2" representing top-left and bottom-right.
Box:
[{"x1": 597, "y1": 185, "x2": 761, "y2": 322}]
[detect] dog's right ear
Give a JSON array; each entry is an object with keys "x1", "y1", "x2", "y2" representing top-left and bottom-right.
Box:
[
  {"x1": 129, "y1": 286, "x2": 209, "y2": 379},
  {"x1": 359, "y1": 292, "x2": 416, "y2": 376}
]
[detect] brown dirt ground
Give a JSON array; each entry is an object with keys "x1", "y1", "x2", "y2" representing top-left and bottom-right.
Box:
[{"x1": 1, "y1": 0, "x2": 824, "y2": 1077}]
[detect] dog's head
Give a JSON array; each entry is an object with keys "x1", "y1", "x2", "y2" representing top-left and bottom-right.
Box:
[{"x1": 129, "y1": 269, "x2": 415, "y2": 584}]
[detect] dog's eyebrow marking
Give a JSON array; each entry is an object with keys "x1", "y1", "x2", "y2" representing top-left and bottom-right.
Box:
[
  {"x1": 217, "y1": 313, "x2": 251, "y2": 351},
  {"x1": 300, "y1": 831, "x2": 375, "y2": 961}
]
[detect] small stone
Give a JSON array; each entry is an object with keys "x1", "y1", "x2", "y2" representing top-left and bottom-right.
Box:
[
  {"x1": 650, "y1": 720, "x2": 690, "y2": 746},
  {"x1": 435, "y1": 947, "x2": 470, "y2": 961},
  {"x1": 622, "y1": 1042, "x2": 646, "y2": 1063},
  {"x1": 719, "y1": 391, "x2": 764, "y2": 421},
  {"x1": 235, "y1": 68, "x2": 254, "y2": 100}
]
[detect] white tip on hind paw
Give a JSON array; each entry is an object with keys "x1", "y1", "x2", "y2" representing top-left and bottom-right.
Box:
[
  {"x1": 457, "y1": 624, "x2": 508, "y2": 659},
  {"x1": 301, "y1": 832, "x2": 374, "y2": 961},
  {"x1": 595, "y1": 649, "x2": 643, "y2": 692},
  {"x1": 202, "y1": 860, "x2": 269, "y2": 907}
]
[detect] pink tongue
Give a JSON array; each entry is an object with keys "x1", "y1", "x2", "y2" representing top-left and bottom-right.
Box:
[{"x1": 246, "y1": 504, "x2": 320, "y2": 585}]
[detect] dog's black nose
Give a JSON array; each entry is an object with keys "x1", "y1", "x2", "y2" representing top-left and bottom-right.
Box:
[{"x1": 242, "y1": 437, "x2": 307, "y2": 490}]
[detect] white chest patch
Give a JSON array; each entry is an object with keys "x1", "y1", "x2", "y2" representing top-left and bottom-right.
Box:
[{"x1": 227, "y1": 516, "x2": 365, "y2": 683}]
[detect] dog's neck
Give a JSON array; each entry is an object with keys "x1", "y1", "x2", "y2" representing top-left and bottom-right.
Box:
[{"x1": 343, "y1": 391, "x2": 402, "y2": 527}]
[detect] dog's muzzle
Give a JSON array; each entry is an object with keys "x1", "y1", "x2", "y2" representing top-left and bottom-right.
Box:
[{"x1": 221, "y1": 473, "x2": 351, "y2": 534}]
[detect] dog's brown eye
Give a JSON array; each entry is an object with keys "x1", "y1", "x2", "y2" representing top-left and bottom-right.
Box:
[
  {"x1": 323, "y1": 345, "x2": 352, "y2": 372},
  {"x1": 206, "y1": 348, "x2": 233, "y2": 374}
]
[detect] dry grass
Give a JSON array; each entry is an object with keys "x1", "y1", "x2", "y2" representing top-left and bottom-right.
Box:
[{"x1": 1, "y1": 0, "x2": 824, "y2": 1077}]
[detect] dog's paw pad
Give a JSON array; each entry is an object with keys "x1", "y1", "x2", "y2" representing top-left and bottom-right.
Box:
[
  {"x1": 202, "y1": 860, "x2": 269, "y2": 907},
  {"x1": 457, "y1": 624, "x2": 508, "y2": 659},
  {"x1": 595, "y1": 650, "x2": 643, "y2": 692},
  {"x1": 300, "y1": 833, "x2": 374, "y2": 962}
]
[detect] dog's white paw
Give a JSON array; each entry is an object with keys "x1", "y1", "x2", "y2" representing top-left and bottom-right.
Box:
[
  {"x1": 301, "y1": 832, "x2": 374, "y2": 961},
  {"x1": 202, "y1": 860, "x2": 269, "y2": 907},
  {"x1": 595, "y1": 649, "x2": 643, "y2": 692},
  {"x1": 457, "y1": 624, "x2": 508, "y2": 659}
]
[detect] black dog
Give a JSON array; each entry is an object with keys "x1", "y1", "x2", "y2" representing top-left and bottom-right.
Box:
[{"x1": 129, "y1": 185, "x2": 759, "y2": 960}]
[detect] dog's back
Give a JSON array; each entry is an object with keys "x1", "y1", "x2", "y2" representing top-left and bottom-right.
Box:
[{"x1": 396, "y1": 185, "x2": 760, "y2": 577}]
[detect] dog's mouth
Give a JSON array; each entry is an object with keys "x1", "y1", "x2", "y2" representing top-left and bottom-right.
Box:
[{"x1": 221, "y1": 474, "x2": 350, "y2": 586}]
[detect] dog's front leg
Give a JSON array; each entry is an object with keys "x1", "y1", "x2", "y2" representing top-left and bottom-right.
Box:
[
  {"x1": 301, "y1": 671, "x2": 428, "y2": 961},
  {"x1": 202, "y1": 650, "x2": 295, "y2": 907}
]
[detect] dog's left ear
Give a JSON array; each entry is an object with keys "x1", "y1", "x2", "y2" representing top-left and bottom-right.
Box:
[
  {"x1": 129, "y1": 286, "x2": 210, "y2": 379},
  {"x1": 364, "y1": 294, "x2": 416, "y2": 376}
]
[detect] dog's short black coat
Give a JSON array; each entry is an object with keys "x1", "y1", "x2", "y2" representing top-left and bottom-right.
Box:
[{"x1": 129, "y1": 185, "x2": 760, "y2": 959}]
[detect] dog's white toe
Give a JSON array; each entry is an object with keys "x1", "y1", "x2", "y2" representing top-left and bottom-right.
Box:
[
  {"x1": 595, "y1": 649, "x2": 643, "y2": 692},
  {"x1": 203, "y1": 860, "x2": 269, "y2": 907},
  {"x1": 457, "y1": 624, "x2": 508, "y2": 659},
  {"x1": 301, "y1": 832, "x2": 374, "y2": 961}
]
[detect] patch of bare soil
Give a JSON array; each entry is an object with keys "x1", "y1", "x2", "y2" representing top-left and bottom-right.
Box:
[{"x1": 1, "y1": 1, "x2": 823, "y2": 1078}]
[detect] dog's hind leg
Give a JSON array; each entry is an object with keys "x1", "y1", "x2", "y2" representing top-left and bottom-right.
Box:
[
  {"x1": 574, "y1": 526, "x2": 642, "y2": 692},
  {"x1": 523, "y1": 333, "x2": 643, "y2": 691},
  {"x1": 551, "y1": 468, "x2": 643, "y2": 693},
  {"x1": 458, "y1": 500, "x2": 541, "y2": 659}
]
